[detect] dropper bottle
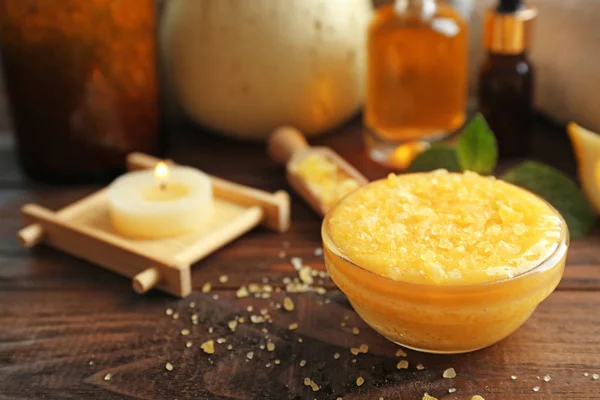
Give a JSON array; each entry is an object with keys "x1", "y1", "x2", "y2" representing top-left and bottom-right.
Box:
[{"x1": 478, "y1": 0, "x2": 537, "y2": 158}]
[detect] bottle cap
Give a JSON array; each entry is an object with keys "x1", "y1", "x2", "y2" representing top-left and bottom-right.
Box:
[{"x1": 483, "y1": 4, "x2": 537, "y2": 54}]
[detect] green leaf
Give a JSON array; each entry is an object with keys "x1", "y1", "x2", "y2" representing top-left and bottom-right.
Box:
[
  {"x1": 456, "y1": 113, "x2": 498, "y2": 174},
  {"x1": 406, "y1": 144, "x2": 461, "y2": 173},
  {"x1": 501, "y1": 161, "x2": 596, "y2": 239}
]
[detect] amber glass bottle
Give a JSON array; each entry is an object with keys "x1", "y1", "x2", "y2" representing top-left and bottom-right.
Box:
[
  {"x1": 478, "y1": 1, "x2": 537, "y2": 158},
  {"x1": 365, "y1": 0, "x2": 468, "y2": 167},
  {"x1": 0, "y1": 0, "x2": 162, "y2": 183}
]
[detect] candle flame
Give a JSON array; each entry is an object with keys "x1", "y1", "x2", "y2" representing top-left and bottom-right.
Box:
[{"x1": 155, "y1": 161, "x2": 169, "y2": 180}]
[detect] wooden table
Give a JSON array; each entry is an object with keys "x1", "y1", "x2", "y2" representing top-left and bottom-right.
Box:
[{"x1": 0, "y1": 112, "x2": 599, "y2": 400}]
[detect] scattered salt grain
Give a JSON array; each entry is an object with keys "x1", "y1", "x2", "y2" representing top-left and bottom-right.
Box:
[
  {"x1": 533, "y1": 386, "x2": 540, "y2": 392},
  {"x1": 356, "y1": 376, "x2": 364, "y2": 387},
  {"x1": 236, "y1": 286, "x2": 249, "y2": 298},
  {"x1": 511, "y1": 375, "x2": 517, "y2": 380},
  {"x1": 246, "y1": 351, "x2": 254, "y2": 360},
  {"x1": 165, "y1": 308, "x2": 173, "y2": 316},
  {"x1": 443, "y1": 368, "x2": 457, "y2": 379},
  {"x1": 291, "y1": 257, "x2": 303, "y2": 270},
  {"x1": 543, "y1": 375, "x2": 551, "y2": 382},
  {"x1": 448, "y1": 388, "x2": 456, "y2": 393},
  {"x1": 201, "y1": 340, "x2": 215, "y2": 354},
  {"x1": 283, "y1": 297, "x2": 295, "y2": 311},
  {"x1": 186, "y1": 341, "x2": 192, "y2": 348},
  {"x1": 201, "y1": 282, "x2": 211, "y2": 293},
  {"x1": 299, "y1": 267, "x2": 314, "y2": 284},
  {"x1": 165, "y1": 362, "x2": 173, "y2": 371},
  {"x1": 104, "y1": 373, "x2": 112, "y2": 381},
  {"x1": 314, "y1": 248, "x2": 323, "y2": 256},
  {"x1": 593, "y1": 374, "x2": 599, "y2": 380},
  {"x1": 181, "y1": 328, "x2": 190, "y2": 336},
  {"x1": 352, "y1": 327, "x2": 360, "y2": 335},
  {"x1": 248, "y1": 283, "x2": 261, "y2": 293},
  {"x1": 219, "y1": 275, "x2": 229, "y2": 283},
  {"x1": 334, "y1": 353, "x2": 340, "y2": 359},
  {"x1": 416, "y1": 364, "x2": 425, "y2": 370},
  {"x1": 288, "y1": 322, "x2": 298, "y2": 330},
  {"x1": 267, "y1": 342, "x2": 275, "y2": 352},
  {"x1": 300, "y1": 360, "x2": 306, "y2": 367},
  {"x1": 228, "y1": 320, "x2": 238, "y2": 332}
]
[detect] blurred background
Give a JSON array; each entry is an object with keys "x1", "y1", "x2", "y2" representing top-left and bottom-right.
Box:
[
  {"x1": 0, "y1": 0, "x2": 598, "y2": 181},
  {"x1": 2, "y1": 0, "x2": 597, "y2": 133}
]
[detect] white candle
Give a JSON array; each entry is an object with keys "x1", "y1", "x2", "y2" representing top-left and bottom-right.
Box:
[{"x1": 107, "y1": 162, "x2": 213, "y2": 239}]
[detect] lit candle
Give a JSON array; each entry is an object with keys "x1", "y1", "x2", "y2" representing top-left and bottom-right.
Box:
[{"x1": 107, "y1": 162, "x2": 213, "y2": 239}]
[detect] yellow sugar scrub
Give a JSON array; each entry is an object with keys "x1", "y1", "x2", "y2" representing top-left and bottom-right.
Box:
[
  {"x1": 322, "y1": 169, "x2": 568, "y2": 353},
  {"x1": 295, "y1": 153, "x2": 361, "y2": 210}
]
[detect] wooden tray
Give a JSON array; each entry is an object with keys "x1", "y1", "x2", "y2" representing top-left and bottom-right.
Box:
[{"x1": 17, "y1": 153, "x2": 290, "y2": 298}]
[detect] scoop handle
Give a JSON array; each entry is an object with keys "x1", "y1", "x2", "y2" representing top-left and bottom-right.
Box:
[{"x1": 267, "y1": 126, "x2": 309, "y2": 165}]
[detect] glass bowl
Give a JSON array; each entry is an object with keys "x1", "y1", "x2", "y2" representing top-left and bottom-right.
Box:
[{"x1": 322, "y1": 192, "x2": 568, "y2": 354}]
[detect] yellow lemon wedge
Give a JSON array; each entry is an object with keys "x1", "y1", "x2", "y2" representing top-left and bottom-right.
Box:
[{"x1": 567, "y1": 122, "x2": 600, "y2": 213}]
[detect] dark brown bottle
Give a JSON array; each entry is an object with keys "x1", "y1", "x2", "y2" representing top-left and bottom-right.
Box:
[
  {"x1": 478, "y1": 0, "x2": 537, "y2": 158},
  {"x1": 0, "y1": 0, "x2": 163, "y2": 183}
]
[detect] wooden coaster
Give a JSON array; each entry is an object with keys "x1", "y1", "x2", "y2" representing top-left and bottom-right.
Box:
[{"x1": 18, "y1": 152, "x2": 291, "y2": 297}]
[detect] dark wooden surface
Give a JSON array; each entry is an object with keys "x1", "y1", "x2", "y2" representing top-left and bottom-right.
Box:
[{"x1": 1, "y1": 103, "x2": 600, "y2": 400}]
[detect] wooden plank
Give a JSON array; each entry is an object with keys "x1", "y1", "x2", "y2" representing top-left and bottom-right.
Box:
[
  {"x1": 0, "y1": 289, "x2": 598, "y2": 399},
  {"x1": 0, "y1": 90, "x2": 596, "y2": 400},
  {"x1": 2, "y1": 187, "x2": 600, "y2": 292}
]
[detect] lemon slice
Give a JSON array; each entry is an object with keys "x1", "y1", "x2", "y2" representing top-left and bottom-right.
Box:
[{"x1": 567, "y1": 122, "x2": 600, "y2": 213}]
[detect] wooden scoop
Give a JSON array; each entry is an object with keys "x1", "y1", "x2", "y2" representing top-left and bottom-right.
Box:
[{"x1": 268, "y1": 126, "x2": 368, "y2": 216}]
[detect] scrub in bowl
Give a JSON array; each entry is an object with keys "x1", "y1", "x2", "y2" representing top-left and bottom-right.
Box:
[{"x1": 322, "y1": 169, "x2": 568, "y2": 353}]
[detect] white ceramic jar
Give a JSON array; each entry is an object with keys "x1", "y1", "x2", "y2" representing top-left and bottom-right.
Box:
[{"x1": 161, "y1": 0, "x2": 373, "y2": 140}]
